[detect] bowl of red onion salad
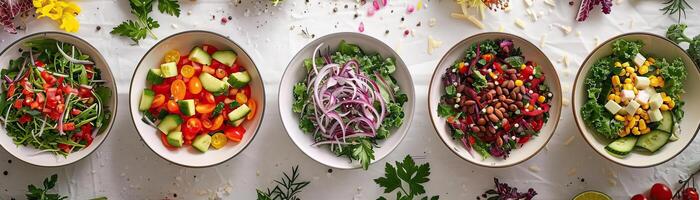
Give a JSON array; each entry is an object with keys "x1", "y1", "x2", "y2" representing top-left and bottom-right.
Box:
[
  {"x1": 279, "y1": 33, "x2": 414, "y2": 170},
  {"x1": 429, "y1": 33, "x2": 562, "y2": 167}
]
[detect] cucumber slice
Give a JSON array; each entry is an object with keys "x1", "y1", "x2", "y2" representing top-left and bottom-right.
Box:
[
  {"x1": 212, "y1": 50, "x2": 237, "y2": 66},
  {"x1": 188, "y1": 47, "x2": 212, "y2": 66},
  {"x1": 157, "y1": 115, "x2": 183, "y2": 134},
  {"x1": 227, "y1": 71, "x2": 250, "y2": 88},
  {"x1": 605, "y1": 136, "x2": 638, "y2": 157},
  {"x1": 227, "y1": 104, "x2": 251, "y2": 122},
  {"x1": 232, "y1": 118, "x2": 244, "y2": 127},
  {"x1": 139, "y1": 89, "x2": 155, "y2": 111},
  {"x1": 199, "y1": 73, "x2": 228, "y2": 94},
  {"x1": 160, "y1": 62, "x2": 178, "y2": 78},
  {"x1": 192, "y1": 134, "x2": 212, "y2": 153},
  {"x1": 146, "y1": 68, "x2": 164, "y2": 84},
  {"x1": 636, "y1": 130, "x2": 671, "y2": 153},
  {"x1": 177, "y1": 99, "x2": 195, "y2": 116},
  {"x1": 657, "y1": 111, "x2": 674, "y2": 133},
  {"x1": 167, "y1": 131, "x2": 184, "y2": 147}
]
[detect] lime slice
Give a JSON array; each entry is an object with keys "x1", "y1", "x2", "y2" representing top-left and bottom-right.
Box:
[{"x1": 573, "y1": 191, "x2": 612, "y2": 200}]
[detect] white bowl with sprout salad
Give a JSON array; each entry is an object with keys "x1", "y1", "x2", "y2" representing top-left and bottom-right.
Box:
[
  {"x1": 279, "y1": 32, "x2": 415, "y2": 170},
  {"x1": 0, "y1": 32, "x2": 116, "y2": 167},
  {"x1": 573, "y1": 33, "x2": 700, "y2": 168}
]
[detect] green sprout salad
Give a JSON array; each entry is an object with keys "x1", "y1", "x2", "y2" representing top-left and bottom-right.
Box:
[
  {"x1": 0, "y1": 39, "x2": 112, "y2": 156},
  {"x1": 292, "y1": 41, "x2": 408, "y2": 170},
  {"x1": 581, "y1": 39, "x2": 686, "y2": 157}
]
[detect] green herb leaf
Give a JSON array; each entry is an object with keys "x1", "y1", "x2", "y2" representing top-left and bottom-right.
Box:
[
  {"x1": 256, "y1": 166, "x2": 310, "y2": 200},
  {"x1": 353, "y1": 139, "x2": 375, "y2": 170},
  {"x1": 374, "y1": 155, "x2": 439, "y2": 200},
  {"x1": 157, "y1": 0, "x2": 181, "y2": 17},
  {"x1": 437, "y1": 104, "x2": 456, "y2": 118},
  {"x1": 445, "y1": 85, "x2": 456, "y2": 97},
  {"x1": 110, "y1": 20, "x2": 149, "y2": 44}
]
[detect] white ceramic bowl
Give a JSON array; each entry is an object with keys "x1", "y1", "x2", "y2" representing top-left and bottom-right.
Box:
[
  {"x1": 129, "y1": 31, "x2": 265, "y2": 168},
  {"x1": 0, "y1": 32, "x2": 117, "y2": 167},
  {"x1": 428, "y1": 32, "x2": 562, "y2": 167},
  {"x1": 573, "y1": 33, "x2": 700, "y2": 168},
  {"x1": 279, "y1": 32, "x2": 415, "y2": 169}
]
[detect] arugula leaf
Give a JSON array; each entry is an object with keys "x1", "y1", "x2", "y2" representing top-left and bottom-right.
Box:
[
  {"x1": 437, "y1": 104, "x2": 456, "y2": 118},
  {"x1": 445, "y1": 85, "x2": 456, "y2": 97},
  {"x1": 374, "y1": 155, "x2": 439, "y2": 200},
  {"x1": 353, "y1": 139, "x2": 375, "y2": 170},
  {"x1": 157, "y1": 0, "x2": 181, "y2": 17}
]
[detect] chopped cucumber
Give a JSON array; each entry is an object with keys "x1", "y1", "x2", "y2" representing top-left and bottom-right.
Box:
[
  {"x1": 227, "y1": 104, "x2": 251, "y2": 122},
  {"x1": 139, "y1": 89, "x2": 155, "y2": 111},
  {"x1": 212, "y1": 50, "x2": 237, "y2": 66},
  {"x1": 227, "y1": 71, "x2": 250, "y2": 88},
  {"x1": 605, "y1": 136, "x2": 638, "y2": 157},
  {"x1": 146, "y1": 68, "x2": 164, "y2": 84},
  {"x1": 199, "y1": 73, "x2": 228, "y2": 94},
  {"x1": 232, "y1": 118, "x2": 244, "y2": 127},
  {"x1": 167, "y1": 131, "x2": 184, "y2": 147},
  {"x1": 160, "y1": 62, "x2": 178, "y2": 78},
  {"x1": 657, "y1": 111, "x2": 674, "y2": 133},
  {"x1": 157, "y1": 115, "x2": 183, "y2": 134},
  {"x1": 192, "y1": 134, "x2": 212, "y2": 153},
  {"x1": 177, "y1": 99, "x2": 196, "y2": 116},
  {"x1": 188, "y1": 47, "x2": 212, "y2": 66},
  {"x1": 636, "y1": 129, "x2": 670, "y2": 153}
]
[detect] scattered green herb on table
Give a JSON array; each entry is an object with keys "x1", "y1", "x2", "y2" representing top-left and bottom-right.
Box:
[
  {"x1": 257, "y1": 165, "x2": 310, "y2": 200},
  {"x1": 661, "y1": 0, "x2": 693, "y2": 22},
  {"x1": 26, "y1": 174, "x2": 67, "y2": 200},
  {"x1": 374, "y1": 155, "x2": 439, "y2": 200},
  {"x1": 666, "y1": 23, "x2": 700, "y2": 65},
  {"x1": 480, "y1": 178, "x2": 538, "y2": 200},
  {"x1": 111, "y1": 0, "x2": 181, "y2": 44}
]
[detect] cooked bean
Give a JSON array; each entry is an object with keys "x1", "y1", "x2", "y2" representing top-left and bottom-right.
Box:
[
  {"x1": 495, "y1": 109, "x2": 504, "y2": 119},
  {"x1": 513, "y1": 86, "x2": 520, "y2": 93},
  {"x1": 457, "y1": 84, "x2": 466, "y2": 93},
  {"x1": 506, "y1": 80, "x2": 515, "y2": 89},
  {"x1": 488, "y1": 114, "x2": 499, "y2": 122},
  {"x1": 495, "y1": 102, "x2": 502, "y2": 109},
  {"x1": 471, "y1": 126, "x2": 480, "y2": 133},
  {"x1": 477, "y1": 118, "x2": 486, "y2": 125},
  {"x1": 486, "y1": 106, "x2": 494, "y2": 114},
  {"x1": 509, "y1": 104, "x2": 518, "y2": 111},
  {"x1": 488, "y1": 126, "x2": 496, "y2": 134},
  {"x1": 496, "y1": 86, "x2": 502, "y2": 95},
  {"x1": 506, "y1": 69, "x2": 517, "y2": 74},
  {"x1": 465, "y1": 100, "x2": 476, "y2": 106}
]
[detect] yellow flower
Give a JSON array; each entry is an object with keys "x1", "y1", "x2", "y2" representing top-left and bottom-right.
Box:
[
  {"x1": 36, "y1": 2, "x2": 64, "y2": 20},
  {"x1": 59, "y1": 13, "x2": 79, "y2": 32},
  {"x1": 63, "y1": 1, "x2": 81, "y2": 15},
  {"x1": 33, "y1": 0, "x2": 49, "y2": 8}
]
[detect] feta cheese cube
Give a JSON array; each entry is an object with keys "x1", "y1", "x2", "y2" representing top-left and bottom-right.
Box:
[
  {"x1": 648, "y1": 108, "x2": 663, "y2": 122},
  {"x1": 624, "y1": 100, "x2": 640, "y2": 115},
  {"x1": 649, "y1": 93, "x2": 663, "y2": 109},
  {"x1": 633, "y1": 53, "x2": 646, "y2": 67},
  {"x1": 636, "y1": 76, "x2": 650, "y2": 89},
  {"x1": 644, "y1": 88, "x2": 657, "y2": 96},
  {"x1": 621, "y1": 90, "x2": 636, "y2": 102},
  {"x1": 605, "y1": 100, "x2": 623, "y2": 114},
  {"x1": 635, "y1": 90, "x2": 650, "y2": 104}
]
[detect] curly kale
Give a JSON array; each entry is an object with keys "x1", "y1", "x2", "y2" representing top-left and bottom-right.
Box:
[
  {"x1": 666, "y1": 23, "x2": 700, "y2": 64},
  {"x1": 582, "y1": 55, "x2": 622, "y2": 139},
  {"x1": 611, "y1": 39, "x2": 643, "y2": 61}
]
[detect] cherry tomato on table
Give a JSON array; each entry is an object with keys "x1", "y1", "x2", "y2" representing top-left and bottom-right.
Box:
[
  {"x1": 683, "y1": 188, "x2": 699, "y2": 200},
  {"x1": 650, "y1": 183, "x2": 672, "y2": 200},
  {"x1": 631, "y1": 194, "x2": 648, "y2": 200}
]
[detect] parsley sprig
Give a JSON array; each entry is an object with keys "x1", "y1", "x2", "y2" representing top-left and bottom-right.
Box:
[
  {"x1": 257, "y1": 166, "x2": 310, "y2": 200},
  {"x1": 26, "y1": 174, "x2": 67, "y2": 200},
  {"x1": 111, "y1": 0, "x2": 181, "y2": 44},
  {"x1": 374, "y1": 155, "x2": 439, "y2": 200}
]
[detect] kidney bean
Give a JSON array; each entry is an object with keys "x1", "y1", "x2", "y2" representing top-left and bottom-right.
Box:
[
  {"x1": 499, "y1": 95, "x2": 506, "y2": 102},
  {"x1": 509, "y1": 104, "x2": 518, "y2": 111},
  {"x1": 471, "y1": 126, "x2": 481, "y2": 133},
  {"x1": 496, "y1": 137, "x2": 503, "y2": 146},
  {"x1": 465, "y1": 100, "x2": 476, "y2": 106},
  {"x1": 495, "y1": 102, "x2": 502, "y2": 109},
  {"x1": 477, "y1": 118, "x2": 486, "y2": 125},
  {"x1": 487, "y1": 82, "x2": 494, "y2": 89},
  {"x1": 496, "y1": 86, "x2": 502, "y2": 95},
  {"x1": 479, "y1": 126, "x2": 486, "y2": 133},
  {"x1": 506, "y1": 69, "x2": 517, "y2": 74},
  {"x1": 486, "y1": 106, "x2": 494, "y2": 114},
  {"x1": 456, "y1": 84, "x2": 466, "y2": 93},
  {"x1": 504, "y1": 99, "x2": 514, "y2": 104},
  {"x1": 515, "y1": 101, "x2": 524, "y2": 108},
  {"x1": 446, "y1": 98, "x2": 455, "y2": 104},
  {"x1": 499, "y1": 107, "x2": 507, "y2": 114},
  {"x1": 488, "y1": 114, "x2": 499, "y2": 122},
  {"x1": 488, "y1": 126, "x2": 496, "y2": 134},
  {"x1": 495, "y1": 109, "x2": 504, "y2": 119},
  {"x1": 506, "y1": 80, "x2": 515, "y2": 89}
]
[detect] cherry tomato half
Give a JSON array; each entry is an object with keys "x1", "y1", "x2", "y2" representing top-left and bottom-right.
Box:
[
  {"x1": 202, "y1": 44, "x2": 218, "y2": 55},
  {"x1": 209, "y1": 115, "x2": 224, "y2": 131},
  {"x1": 180, "y1": 65, "x2": 195, "y2": 78},
  {"x1": 151, "y1": 94, "x2": 166, "y2": 108},
  {"x1": 188, "y1": 76, "x2": 203, "y2": 94},
  {"x1": 163, "y1": 50, "x2": 181, "y2": 63},
  {"x1": 210, "y1": 133, "x2": 228, "y2": 149},
  {"x1": 224, "y1": 126, "x2": 245, "y2": 142},
  {"x1": 246, "y1": 99, "x2": 256, "y2": 120},
  {"x1": 182, "y1": 118, "x2": 202, "y2": 141},
  {"x1": 195, "y1": 103, "x2": 216, "y2": 114},
  {"x1": 170, "y1": 80, "x2": 187, "y2": 100},
  {"x1": 631, "y1": 194, "x2": 648, "y2": 200},
  {"x1": 166, "y1": 100, "x2": 180, "y2": 113}
]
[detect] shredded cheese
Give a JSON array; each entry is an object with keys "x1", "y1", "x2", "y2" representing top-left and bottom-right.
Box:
[
  {"x1": 524, "y1": 0, "x2": 533, "y2": 7},
  {"x1": 564, "y1": 135, "x2": 575, "y2": 145},
  {"x1": 526, "y1": 9, "x2": 538, "y2": 21},
  {"x1": 539, "y1": 34, "x2": 547, "y2": 47},
  {"x1": 563, "y1": 55, "x2": 570, "y2": 68},
  {"x1": 451, "y1": 13, "x2": 485, "y2": 29},
  {"x1": 515, "y1": 18, "x2": 526, "y2": 29},
  {"x1": 460, "y1": 3, "x2": 468, "y2": 15},
  {"x1": 555, "y1": 24, "x2": 572, "y2": 35},
  {"x1": 528, "y1": 165, "x2": 541, "y2": 172},
  {"x1": 428, "y1": 35, "x2": 443, "y2": 55},
  {"x1": 544, "y1": 0, "x2": 556, "y2": 7}
]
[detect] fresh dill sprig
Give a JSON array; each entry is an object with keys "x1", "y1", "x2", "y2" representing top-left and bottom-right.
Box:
[
  {"x1": 661, "y1": 0, "x2": 693, "y2": 22},
  {"x1": 256, "y1": 166, "x2": 310, "y2": 200}
]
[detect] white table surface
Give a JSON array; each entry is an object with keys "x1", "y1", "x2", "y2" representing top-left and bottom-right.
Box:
[{"x1": 0, "y1": 0, "x2": 699, "y2": 199}]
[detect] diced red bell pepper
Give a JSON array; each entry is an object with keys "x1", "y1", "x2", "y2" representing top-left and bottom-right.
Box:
[
  {"x1": 518, "y1": 135, "x2": 531, "y2": 144},
  {"x1": 202, "y1": 44, "x2": 218, "y2": 55},
  {"x1": 58, "y1": 143, "x2": 72, "y2": 153},
  {"x1": 6, "y1": 84, "x2": 15, "y2": 98},
  {"x1": 161, "y1": 133, "x2": 174, "y2": 149},
  {"x1": 224, "y1": 126, "x2": 245, "y2": 142},
  {"x1": 178, "y1": 55, "x2": 191, "y2": 66},
  {"x1": 34, "y1": 60, "x2": 45, "y2": 67}
]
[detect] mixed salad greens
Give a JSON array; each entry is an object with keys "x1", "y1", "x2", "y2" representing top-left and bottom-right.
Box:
[
  {"x1": 581, "y1": 39, "x2": 687, "y2": 157},
  {"x1": 0, "y1": 39, "x2": 112, "y2": 156},
  {"x1": 438, "y1": 39, "x2": 552, "y2": 160},
  {"x1": 292, "y1": 41, "x2": 408, "y2": 170},
  {"x1": 139, "y1": 44, "x2": 255, "y2": 153}
]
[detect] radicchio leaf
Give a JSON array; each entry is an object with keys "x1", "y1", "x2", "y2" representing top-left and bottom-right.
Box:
[
  {"x1": 0, "y1": 0, "x2": 33, "y2": 34},
  {"x1": 576, "y1": 0, "x2": 613, "y2": 22}
]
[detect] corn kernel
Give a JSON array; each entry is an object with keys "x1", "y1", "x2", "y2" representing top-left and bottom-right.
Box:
[
  {"x1": 527, "y1": 104, "x2": 534, "y2": 111},
  {"x1": 626, "y1": 67, "x2": 635, "y2": 73},
  {"x1": 660, "y1": 92, "x2": 667, "y2": 98},
  {"x1": 612, "y1": 75, "x2": 621, "y2": 85},
  {"x1": 520, "y1": 64, "x2": 526, "y2": 70},
  {"x1": 515, "y1": 80, "x2": 523, "y2": 87},
  {"x1": 642, "y1": 128, "x2": 651, "y2": 134},
  {"x1": 624, "y1": 84, "x2": 634, "y2": 90},
  {"x1": 639, "y1": 65, "x2": 649, "y2": 75},
  {"x1": 614, "y1": 96, "x2": 621, "y2": 103},
  {"x1": 634, "y1": 115, "x2": 640, "y2": 120},
  {"x1": 614, "y1": 62, "x2": 622, "y2": 67},
  {"x1": 662, "y1": 96, "x2": 672, "y2": 102},
  {"x1": 660, "y1": 104, "x2": 670, "y2": 111},
  {"x1": 615, "y1": 115, "x2": 625, "y2": 121},
  {"x1": 628, "y1": 119, "x2": 637, "y2": 128},
  {"x1": 647, "y1": 57, "x2": 655, "y2": 63},
  {"x1": 608, "y1": 94, "x2": 616, "y2": 101},
  {"x1": 632, "y1": 127, "x2": 640, "y2": 135},
  {"x1": 642, "y1": 103, "x2": 649, "y2": 110},
  {"x1": 622, "y1": 62, "x2": 630, "y2": 67},
  {"x1": 639, "y1": 120, "x2": 647, "y2": 130},
  {"x1": 633, "y1": 88, "x2": 638, "y2": 94},
  {"x1": 669, "y1": 100, "x2": 675, "y2": 108},
  {"x1": 538, "y1": 96, "x2": 546, "y2": 103},
  {"x1": 624, "y1": 78, "x2": 632, "y2": 84},
  {"x1": 636, "y1": 108, "x2": 644, "y2": 114},
  {"x1": 489, "y1": 72, "x2": 497, "y2": 79}
]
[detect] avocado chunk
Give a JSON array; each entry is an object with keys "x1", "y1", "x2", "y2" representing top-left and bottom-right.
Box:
[
  {"x1": 139, "y1": 89, "x2": 155, "y2": 111},
  {"x1": 177, "y1": 99, "x2": 196, "y2": 116},
  {"x1": 167, "y1": 131, "x2": 184, "y2": 147},
  {"x1": 212, "y1": 50, "x2": 237, "y2": 66},
  {"x1": 146, "y1": 68, "x2": 164, "y2": 84},
  {"x1": 188, "y1": 47, "x2": 212, "y2": 66},
  {"x1": 160, "y1": 62, "x2": 178, "y2": 78},
  {"x1": 199, "y1": 73, "x2": 228, "y2": 94},
  {"x1": 192, "y1": 134, "x2": 212, "y2": 153},
  {"x1": 227, "y1": 71, "x2": 250, "y2": 88},
  {"x1": 157, "y1": 115, "x2": 183, "y2": 134},
  {"x1": 227, "y1": 104, "x2": 251, "y2": 122}
]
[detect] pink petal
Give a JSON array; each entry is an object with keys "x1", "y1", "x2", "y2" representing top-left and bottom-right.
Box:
[
  {"x1": 373, "y1": 0, "x2": 381, "y2": 10},
  {"x1": 358, "y1": 22, "x2": 365, "y2": 32},
  {"x1": 407, "y1": 5, "x2": 415, "y2": 13},
  {"x1": 367, "y1": 8, "x2": 376, "y2": 16}
]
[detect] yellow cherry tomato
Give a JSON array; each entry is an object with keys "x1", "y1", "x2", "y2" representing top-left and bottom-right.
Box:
[
  {"x1": 236, "y1": 92, "x2": 248, "y2": 104},
  {"x1": 171, "y1": 80, "x2": 187, "y2": 100},
  {"x1": 180, "y1": 65, "x2": 195, "y2": 78},
  {"x1": 188, "y1": 77, "x2": 203, "y2": 94},
  {"x1": 195, "y1": 103, "x2": 216, "y2": 114},
  {"x1": 210, "y1": 132, "x2": 228, "y2": 149},
  {"x1": 246, "y1": 99, "x2": 256, "y2": 120},
  {"x1": 163, "y1": 50, "x2": 180, "y2": 63}
]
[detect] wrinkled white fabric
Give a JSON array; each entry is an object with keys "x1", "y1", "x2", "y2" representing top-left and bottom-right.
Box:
[{"x1": 0, "y1": 0, "x2": 698, "y2": 199}]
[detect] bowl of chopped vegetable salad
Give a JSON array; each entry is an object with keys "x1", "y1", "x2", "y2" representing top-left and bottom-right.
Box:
[
  {"x1": 129, "y1": 31, "x2": 264, "y2": 168},
  {"x1": 0, "y1": 32, "x2": 116, "y2": 167},
  {"x1": 279, "y1": 32, "x2": 415, "y2": 170},
  {"x1": 428, "y1": 32, "x2": 562, "y2": 168},
  {"x1": 573, "y1": 33, "x2": 700, "y2": 168}
]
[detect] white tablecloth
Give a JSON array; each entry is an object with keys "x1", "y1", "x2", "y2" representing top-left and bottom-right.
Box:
[{"x1": 0, "y1": 0, "x2": 699, "y2": 199}]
